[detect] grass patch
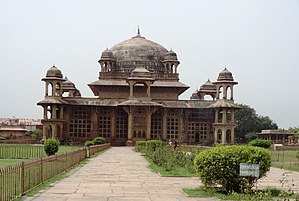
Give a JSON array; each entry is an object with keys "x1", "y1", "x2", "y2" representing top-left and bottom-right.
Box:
[
  {"x1": 57, "y1": 146, "x2": 81, "y2": 153},
  {"x1": 183, "y1": 186, "x2": 299, "y2": 201},
  {"x1": 144, "y1": 155, "x2": 196, "y2": 177},
  {"x1": 271, "y1": 150, "x2": 299, "y2": 172},
  {"x1": 0, "y1": 159, "x2": 30, "y2": 168}
]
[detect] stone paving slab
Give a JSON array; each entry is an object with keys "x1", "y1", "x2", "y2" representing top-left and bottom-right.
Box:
[{"x1": 24, "y1": 147, "x2": 299, "y2": 201}]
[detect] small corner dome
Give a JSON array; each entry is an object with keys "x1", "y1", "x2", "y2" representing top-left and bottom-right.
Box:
[
  {"x1": 46, "y1": 66, "x2": 63, "y2": 78},
  {"x1": 62, "y1": 76, "x2": 76, "y2": 89},
  {"x1": 217, "y1": 68, "x2": 234, "y2": 81},
  {"x1": 199, "y1": 79, "x2": 217, "y2": 92},
  {"x1": 100, "y1": 48, "x2": 115, "y2": 61},
  {"x1": 164, "y1": 49, "x2": 178, "y2": 61},
  {"x1": 130, "y1": 67, "x2": 153, "y2": 78}
]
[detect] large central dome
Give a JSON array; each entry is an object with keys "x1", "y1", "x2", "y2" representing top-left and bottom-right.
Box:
[{"x1": 109, "y1": 34, "x2": 168, "y2": 72}]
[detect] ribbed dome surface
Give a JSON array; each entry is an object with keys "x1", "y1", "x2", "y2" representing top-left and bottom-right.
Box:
[
  {"x1": 217, "y1": 68, "x2": 234, "y2": 81},
  {"x1": 199, "y1": 79, "x2": 217, "y2": 92},
  {"x1": 62, "y1": 77, "x2": 76, "y2": 89},
  {"x1": 46, "y1": 66, "x2": 63, "y2": 78},
  {"x1": 109, "y1": 34, "x2": 168, "y2": 72}
]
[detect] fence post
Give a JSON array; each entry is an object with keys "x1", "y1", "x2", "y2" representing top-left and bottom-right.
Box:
[{"x1": 21, "y1": 162, "x2": 24, "y2": 195}]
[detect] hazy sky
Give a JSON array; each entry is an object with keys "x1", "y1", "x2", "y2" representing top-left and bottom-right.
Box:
[{"x1": 0, "y1": 0, "x2": 298, "y2": 129}]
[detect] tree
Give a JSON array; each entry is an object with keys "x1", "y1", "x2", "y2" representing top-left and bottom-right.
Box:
[
  {"x1": 235, "y1": 104, "x2": 278, "y2": 142},
  {"x1": 244, "y1": 132, "x2": 259, "y2": 142},
  {"x1": 32, "y1": 129, "x2": 42, "y2": 138},
  {"x1": 289, "y1": 127, "x2": 299, "y2": 134}
]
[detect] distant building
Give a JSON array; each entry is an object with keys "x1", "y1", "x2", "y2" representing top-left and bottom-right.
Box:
[
  {"x1": 0, "y1": 125, "x2": 27, "y2": 138},
  {"x1": 37, "y1": 31, "x2": 240, "y2": 146},
  {"x1": 0, "y1": 118, "x2": 42, "y2": 138},
  {"x1": 258, "y1": 130, "x2": 296, "y2": 145}
]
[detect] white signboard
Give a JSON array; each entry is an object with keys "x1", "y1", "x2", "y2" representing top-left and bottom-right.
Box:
[{"x1": 239, "y1": 163, "x2": 259, "y2": 178}]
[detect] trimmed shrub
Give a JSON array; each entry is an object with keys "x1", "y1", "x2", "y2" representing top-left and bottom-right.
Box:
[
  {"x1": 44, "y1": 139, "x2": 60, "y2": 156},
  {"x1": 194, "y1": 145, "x2": 271, "y2": 193},
  {"x1": 248, "y1": 139, "x2": 272, "y2": 149},
  {"x1": 135, "y1": 141, "x2": 147, "y2": 152},
  {"x1": 93, "y1": 137, "x2": 105, "y2": 145},
  {"x1": 146, "y1": 140, "x2": 164, "y2": 153},
  {"x1": 85, "y1": 140, "x2": 95, "y2": 147}
]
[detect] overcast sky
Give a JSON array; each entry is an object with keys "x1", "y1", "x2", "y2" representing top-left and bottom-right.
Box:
[{"x1": 0, "y1": 0, "x2": 298, "y2": 129}]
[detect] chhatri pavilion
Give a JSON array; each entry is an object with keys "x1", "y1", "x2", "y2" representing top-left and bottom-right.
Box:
[{"x1": 37, "y1": 30, "x2": 239, "y2": 146}]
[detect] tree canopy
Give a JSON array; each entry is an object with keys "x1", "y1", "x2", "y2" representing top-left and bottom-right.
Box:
[{"x1": 235, "y1": 104, "x2": 278, "y2": 142}]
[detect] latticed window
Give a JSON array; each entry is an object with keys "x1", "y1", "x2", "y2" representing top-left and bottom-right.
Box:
[
  {"x1": 116, "y1": 109, "x2": 128, "y2": 139},
  {"x1": 200, "y1": 123, "x2": 208, "y2": 139},
  {"x1": 69, "y1": 107, "x2": 91, "y2": 138},
  {"x1": 151, "y1": 111, "x2": 162, "y2": 139},
  {"x1": 188, "y1": 122, "x2": 197, "y2": 140},
  {"x1": 167, "y1": 110, "x2": 179, "y2": 139},
  {"x1": 187, "y1": 122, "x2": 208, "y2": 142},
  {"x1": 98, "y1": 108, "x2": 111, "y2": 138}
]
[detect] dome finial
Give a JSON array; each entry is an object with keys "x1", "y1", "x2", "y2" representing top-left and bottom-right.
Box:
[{"x1": 137, "y1": 25, "x2": 140, "y2": 35}]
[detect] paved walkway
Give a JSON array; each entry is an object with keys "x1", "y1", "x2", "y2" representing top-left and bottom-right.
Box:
[{"x1": 25, "y1": 147, "x2": 299, "y2": 201}]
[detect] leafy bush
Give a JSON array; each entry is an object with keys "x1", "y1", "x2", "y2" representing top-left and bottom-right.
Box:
[
  {"x1": 93, "y1": 137, "x2": 105, "y2": 145},
  {"x1": 194, "y1": 145, "x2": 271, "y2": 193},
  {"x1": 44, "y1": 138, "x2": 60, "y2": 156},
  {"x1": 146, "y1": 140, "x2": 164, "y2": 153},
  {"x1": 85, "y1": 140, "x2": 95, "y2": 147},
  {"x1": 135, "y1": 141, "x2": 147, "y2": 152},
  {"x1": 147, "y1": 143, "x2": 197, "y2": 174},
  {"x1": 249, "y1": 139, "x2": 272, "y2": 149},
  {"x1": 32, "y1": 129, "x2": 42, "y2": 138}
]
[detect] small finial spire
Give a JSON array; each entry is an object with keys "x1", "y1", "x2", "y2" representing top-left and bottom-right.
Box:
[{"x1": 137, "y1": 25, "x2": 140, "y2": 35}]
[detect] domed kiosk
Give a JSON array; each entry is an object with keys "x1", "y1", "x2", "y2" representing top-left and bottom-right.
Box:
[{"x1": 38, "y1": 31, "x2": 239, "y2": 146}]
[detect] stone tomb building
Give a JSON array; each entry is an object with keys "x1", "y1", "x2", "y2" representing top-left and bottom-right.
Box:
[{"x1": 38, "y1": 32, "x2": 239, "y2": 146}]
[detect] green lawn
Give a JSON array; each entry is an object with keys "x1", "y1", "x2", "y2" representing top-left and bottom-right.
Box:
[
  {"x1": 58, "y1": 146, "x2": 81, "y2": 153},
  {"x1": 144, "y1": 155, "x2": 196, "y2": 177},
  {"x1": 0, "y1": 159, "x2": 30, "y2": 168},
  {"x1": 271, "y1": 150, "x2": 299, "y2": 172},
  {"x1": 0, "y1": 146, "x2": 82, "y2": 169},
  {"x1": 183, "y1": 187, "x2": 299, "y2": 200}
]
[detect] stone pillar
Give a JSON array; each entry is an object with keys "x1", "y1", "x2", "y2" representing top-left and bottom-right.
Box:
[
  {"x1": 146, "y1": 82, "x2": 151, "y2": 98},
  {"x1": 43, "y1": 124, "x2": 47, "y2": 139},
  {"x1": 127, "y1": 107, "x2": 133, "y2": 145},
  {"x1": 222, "y1": 128, "x2": 226, "y2": 144},
  {"x1": 60, "y1": 106, "x2": 64, "y2": 120},
  {"x1": 146, "y1": 107, "x2": 151, "y2": 140},
  {"x1": 231, "y1": 85, "x2": 234, "y2": 100},
  {"x1": 223, "y1": 84, "x2": 227, "y2": 99},
  {"x1": 43, "y1": 106, "x2": 47, "y2": 119},
  {"x1": 222, "y1": 109, "x2": 227, "y2": 124},
  {"x1": 214, "y1": 129, "x2": 218, "y2": 144},
  {"x1": 129, "y1": 84, "x2": 134, "y2": 98},
  {"x1": 215, "y1": 109, "x2": 219, "y2": 123},
  {"x1": 52, "y1": 81, "x2": 56, "y2": 97},
  {"x1": 231, "y1": 127, "x2": 235, "y2": 144},
  {"x1": 231, "y1": 110, "x2": 235, "y2": 123},
  {"x1": 45, "y1": 82, "x2": 48, "y2": 96},
  {"x1": 91, "y1": 109, "x2": 98, "y2": 139},
  {"x1": 52, "y1": 105, "x2": 57, "y2": 119},
  {"x1": 52, "y1": 125, "x2": 57, "y2": 139}
]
